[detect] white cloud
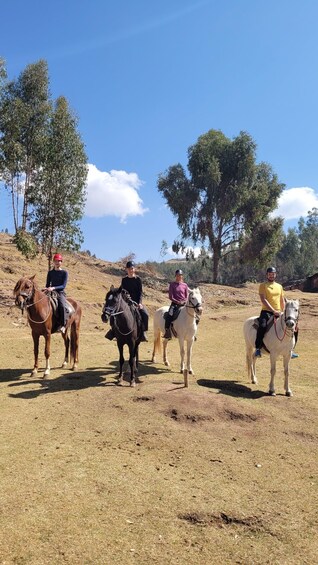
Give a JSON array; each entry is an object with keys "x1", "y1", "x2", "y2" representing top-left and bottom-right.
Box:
[
  {"x1": 272, "y1": 186, "x2": 318, "y2": 220},
  {"x1": 85, "y1": 164, "x2": 148, "y2": 222},
  {"x1": 168, "y1": 246, "x2": 207, "y2": 259}
]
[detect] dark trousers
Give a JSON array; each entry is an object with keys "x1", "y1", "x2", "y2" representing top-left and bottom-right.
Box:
[
  {"x1": 165, "y1": 303, "x2": 179, "y2": 329},
  {"x1": 255, "y1": 310, "x2": 273, "y2": 349},
  {"x1": 57, "y1": 291, "x2": 67, "y2": 326},
  {"x1": 140, "y1": 306, "x2": 148, "y2": 331}
]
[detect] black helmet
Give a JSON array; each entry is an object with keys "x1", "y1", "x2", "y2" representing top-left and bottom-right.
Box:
[
  {"x1": 175, "y1": 269, "x2": 183, "y2": 275},
  {"x1": 266, "y1": 266, "x2": 276, "y2": 273},
  {"x1": 126, "y1": 260, "x2": 135, "y2": 268}
]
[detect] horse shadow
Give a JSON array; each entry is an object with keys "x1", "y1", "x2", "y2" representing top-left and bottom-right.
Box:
[
  {"x1": 7, "y1": 369, "x2": 109, "y2": 399},
  {"x1": 197, "y1": 378, "x2": 268, "y2": 399},
  {"x1": 0, "y1": 368, "x2": 27, "y2": 382}
]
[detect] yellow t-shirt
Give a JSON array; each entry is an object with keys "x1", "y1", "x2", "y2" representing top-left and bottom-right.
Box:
[{"x1": 259, "y1": 281, "x2": 284, "y2": 312}]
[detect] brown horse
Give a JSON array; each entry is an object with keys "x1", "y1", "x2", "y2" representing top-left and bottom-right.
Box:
[{"x1": 14, "y1": 275, "x2": 82, "y2": 377}]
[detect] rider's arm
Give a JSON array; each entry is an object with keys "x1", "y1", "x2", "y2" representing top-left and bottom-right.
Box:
[{"x1": 259, "y1": 293, "x2": 280, "y2": 316}]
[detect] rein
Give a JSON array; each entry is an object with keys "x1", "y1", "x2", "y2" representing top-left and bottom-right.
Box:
[
  {"x1": 111, "y1": 295, "x2": 134, "y2": 336},
  {"x1": 186, "y1": 295, "x2": 202, "y2": 319},
  {"x1": 274, "y1": 307, "x2": 298, "y2": 342}
]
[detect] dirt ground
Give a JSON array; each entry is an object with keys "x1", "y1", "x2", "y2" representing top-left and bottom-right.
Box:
[{"x1": 0, "y1": 234, "x2": 317, "y2": 564}]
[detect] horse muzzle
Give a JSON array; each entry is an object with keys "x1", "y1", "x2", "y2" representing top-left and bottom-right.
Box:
[
  {"x1": 196, "y1": 305, "x2": 203, "y2": 316},
  {"x1": 286, "y1": 319, "x2": 296, "y2": 330}
]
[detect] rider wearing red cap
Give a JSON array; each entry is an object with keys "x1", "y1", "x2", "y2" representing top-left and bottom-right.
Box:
[{"x1": 43, "y1": 253, "x2": 68, "y2": 333}]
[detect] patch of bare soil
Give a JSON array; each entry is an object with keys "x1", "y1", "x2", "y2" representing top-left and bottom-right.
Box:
[{"x1": 0, "y1": 233, "x2": 318, "y2": 564}]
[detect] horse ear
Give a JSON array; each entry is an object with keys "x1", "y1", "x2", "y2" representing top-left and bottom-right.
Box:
[
  {"x1": 110, "y1": 284, "x2": 114, "y2": 290},
  {"x1": 30, "y1": 275, "x2": 36, "y2": 281}
]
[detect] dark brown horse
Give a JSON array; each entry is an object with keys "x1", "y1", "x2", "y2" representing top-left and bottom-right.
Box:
[
  {"x1": 14, "y1": 275, "x2": 82, "y2": 377},
  {"x1": 101, "y1": 286, "x2": 143, "y2": 387}
]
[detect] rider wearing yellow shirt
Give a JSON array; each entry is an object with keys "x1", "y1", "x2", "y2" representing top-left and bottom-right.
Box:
[{"x1": 255, "y1": 267, "x2": 298, "y2": 358}]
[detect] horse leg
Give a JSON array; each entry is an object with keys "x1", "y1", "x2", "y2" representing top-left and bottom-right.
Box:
[
  {"x1": 246, "y1": 346, "x2": 257, "y2": 385},
  {"x1": 31, "y1": 332, "x2": 40, "y2": 377},
  {"x1": 151, "y1": 328, "x2": 161, "y2": 363},
  {"x1": 283, "y1": 355, "x2": 293, "y2": 397},
  {"x1": 117, "y1": 344, "x2": 124, "y2": 385},
  {"x1": 70, "y1": 321, "x2": 79, "y2": 370},
  {"x1": 269, "y1": 355, "x2": 276, "y2": 396},
  {"x1": 43, "y1": 333, "x2": 51, "y2": 377},
  {"x1": 129, "y1": 346, "x2": 136, "y2": 388},
  {"x1": 62, "y1": 332, "x2": 69, "y2": 368},
  {"x1": 187, "y1": 339, "x2": 194, "y2": 375},
  {"x1": 163, "y1": 339, "x2": 170, "y2": 367},
  {"x1": 179, "y1": 339, "x2": 185, "y2": 373}
]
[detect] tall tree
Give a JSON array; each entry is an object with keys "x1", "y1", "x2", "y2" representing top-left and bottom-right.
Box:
[
  {"x1": 0, "y1": 60, "x2": 50, "y2": 231},
  {"x1": 158, "y1": 129, "x2": 285, "y2": 282},
  {"x1": 29, "y1": 96, "x2": 88, "y2": 264}
]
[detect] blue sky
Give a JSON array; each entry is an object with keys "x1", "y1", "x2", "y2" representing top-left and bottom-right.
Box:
[{"x1": 1, "y1": 0, "x2": 318, "y2": 263}]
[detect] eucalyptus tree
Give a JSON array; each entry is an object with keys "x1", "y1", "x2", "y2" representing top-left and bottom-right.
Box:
[
  {"x1": 158, "y1": 129, "x2": 285, "y2": 282},
  {"x1": 0, "y1": 59, "x2": 50, "y2": 231},
  {"x1": 29, "y1": 96, "x2": 88, "y2": 265}
]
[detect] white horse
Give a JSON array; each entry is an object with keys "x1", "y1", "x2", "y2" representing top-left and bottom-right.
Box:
[
  {"x1": 151, "y1": 288, "x2": 203, "y2": 387},
  {"x1": 243, "y1": 299, "x2": 300, "y2": 396}
]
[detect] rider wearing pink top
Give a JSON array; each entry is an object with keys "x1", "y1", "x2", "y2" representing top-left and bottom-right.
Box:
[{"x1": 164, "y1": 269, "x2": 189, "y2": 339}]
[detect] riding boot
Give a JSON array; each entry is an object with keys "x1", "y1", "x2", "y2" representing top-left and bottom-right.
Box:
[
  {"x1": 163, "y1": 327, "x2": 172, "y2": 340},
  {"x1": 140, "y1": 332, "x2": 148, "y2": 342},
  {"x1": 105, "y1": 329, "x2": 115, "y2": 340}
]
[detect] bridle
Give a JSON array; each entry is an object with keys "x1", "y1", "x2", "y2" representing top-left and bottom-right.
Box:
[
  {"x1": 274, "y1": 302, "x2": 299, "y2": 342},
  {"x1": 103, "y1": 291, "x2": 135, "y2": 336},
  {"x1": 15, "y1": 279, "x2": 51, "y2": 323},
  {"x1": 185, "y1": 293, "x2": 202, "y2": 319}
]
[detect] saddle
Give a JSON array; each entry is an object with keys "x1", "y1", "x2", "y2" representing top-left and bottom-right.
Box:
[
  {"x1": 163, "y1": 306, "x2": 182, "y2": 338},
  {"x1": 252, "y1": 315, "x2": 275, "y2": 333},
  {"x1": 163, "y1": 305, "x2": 182, "y2": 323},
  {"x1": 49, "y1": 292, "x2": 74, "y2": 324}
]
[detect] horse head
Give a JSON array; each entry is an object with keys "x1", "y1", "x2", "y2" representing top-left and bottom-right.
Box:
[
  {"x1": 187, "y1": 287, "x2": 203, "y2": 316},
  {"x1": 284, "y1": 299, "x2": 300, "y2": 330},
  {"x1": 101, "y1": 285, "x2": 121, "y2": 322},
  {"x1": 13, "y1": 275, "x2": 37, "y2": 312}
]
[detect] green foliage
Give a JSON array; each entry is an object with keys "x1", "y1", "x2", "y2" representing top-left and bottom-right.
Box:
[
  {"x1": 28, "y1": 95, "x2": 88, "y2": 257},
  {"x1": 13, "y1": 229, "x2": 38, "y2": 259},
  {"x1": 0, "y1": 60, "x2": 51, "y2": 231},
  {"x1": 158, "y1": 129, "x2": 285, "y2": 282}
]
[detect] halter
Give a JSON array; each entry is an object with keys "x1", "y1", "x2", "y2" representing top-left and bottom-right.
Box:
[
  {"x1": 186, "y1": 293, "x2": 202, "y2": 319},
  {"x1": 104, "y1": 292, "x2": 135, "y2": 336},
  {"x1": 274, "y1": 303, "x2": 299, "y2": 342},
  {"x1": 15, "y1": 279, "x2": 51, "y2": 323}
]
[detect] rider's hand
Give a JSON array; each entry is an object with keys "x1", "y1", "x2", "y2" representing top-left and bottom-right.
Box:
[{"x1": 273, "y1": 310, "x2": 280, "y2": 317}]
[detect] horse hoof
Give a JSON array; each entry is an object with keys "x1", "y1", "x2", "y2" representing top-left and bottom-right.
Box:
[
  {"x1": 286, "y1": 391, "x2": 293, "y2": 397},
  {"x1": 31, "y1": 370, "x2": 38, "y2": 377},
  {"x1": 269, "y1": 390, "x2": 276, "y2": 396},
  {"x1": 189, "y1": 370, "x2": 193, "y2": 375},
  {"x1": 164, "y1": 362, "x2": 170, "y2": 367},
  {"x1": 62, "y1": 362, "x2": 67, "y2": 368},
  {"x1": 130, "y1": 381, "x2": 136, "y2": 388}
]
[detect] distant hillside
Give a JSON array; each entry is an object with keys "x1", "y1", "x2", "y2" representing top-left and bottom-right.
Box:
[{"x1": 0, "y1": 232, "x2": 260, "y2": 325}]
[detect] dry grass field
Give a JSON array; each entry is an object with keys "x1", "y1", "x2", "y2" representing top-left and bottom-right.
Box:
[{"x1": 0, "y1": 233, "x2": 317, "y2": 564}]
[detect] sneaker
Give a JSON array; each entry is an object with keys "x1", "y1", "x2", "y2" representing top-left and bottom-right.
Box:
[
  {"x1": 291, "y1": 352, "x2": 299, "y2": 359},
  {"x1": 254, "y1": 349, "x2": 262, "y2": 357},
  {"x1": 105, "y1": 329, "x2": 115, "y2": 340}
]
